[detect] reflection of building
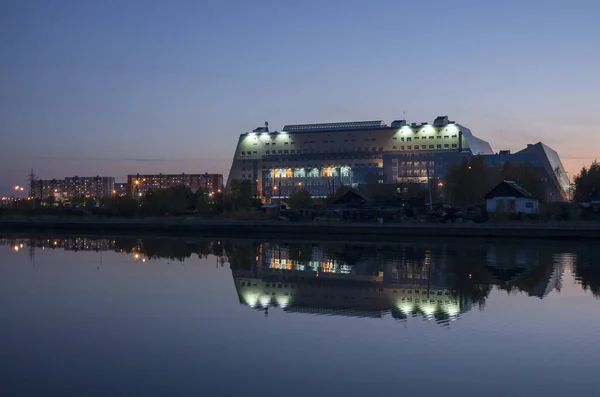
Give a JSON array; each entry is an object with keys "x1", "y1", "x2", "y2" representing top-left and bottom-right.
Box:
[
  {"x1": 232, "y1": 243, "x2": 471, "y2": 325},
  {"x1": 12, "y1": 237, "x2": 117, "y2": 252},
  {"x1": 486, "y1": 246, "x2": 564, "y2": 298},
  {"x1": 127, "y1": 173, "x2": 223, "y2": 197},
  {"x1": 227, "y1": 116, "x2": 569, "y2": 200}
]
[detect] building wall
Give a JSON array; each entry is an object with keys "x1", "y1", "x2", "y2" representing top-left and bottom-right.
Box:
[
  {"x1": 31, "y1": 177, "x2": 114, "y2": 199},
  {"x1": 486, "y1": 197, "x2": 539, "y2": 214},
  {"x1": 227, "y1": 118, "x2": 486, "y2": 198},
  {"x1": 127, "y1": 173, "x2": 223, "y2": 197}
]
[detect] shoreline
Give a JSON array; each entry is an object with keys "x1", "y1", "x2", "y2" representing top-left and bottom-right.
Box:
[{"x1": 1, "y1": 219, "x2": 599, "y2": 241}]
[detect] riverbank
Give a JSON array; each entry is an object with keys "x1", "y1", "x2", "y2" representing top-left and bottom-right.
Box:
[{"x1": 1, "y1": 218, "x2": 599, "y2": 241}]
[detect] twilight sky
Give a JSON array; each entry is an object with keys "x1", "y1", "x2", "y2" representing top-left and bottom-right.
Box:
[{"x1": 1, "y1": 0, "x2": 599, "y2": 195}]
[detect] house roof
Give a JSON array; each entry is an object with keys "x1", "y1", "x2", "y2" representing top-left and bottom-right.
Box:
[
  {"x1": 333, "y1": 190, "x2": 373, "y2": 205},
  {"x1": 484, "y1": 181, "x2": 534, "y2": 199}
]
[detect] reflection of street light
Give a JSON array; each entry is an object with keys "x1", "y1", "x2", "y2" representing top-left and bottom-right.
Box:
[
  {"x1": 298, "y1": 182, "x2": 303, "y2": 187},
  {"x1": 273, "y1": 186, "x2": 278, "y2": 190}
]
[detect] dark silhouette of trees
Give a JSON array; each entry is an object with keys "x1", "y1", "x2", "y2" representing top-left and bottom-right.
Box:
[
  {"x1": 288, "y1": 189, "x2": 312, "y2": 209},
  {"x1": 574, "y1": 161, "x2": 600, "y2": 202},
  {"x1": 445, "y1": 157, "x2": 546, "y2": 207}
]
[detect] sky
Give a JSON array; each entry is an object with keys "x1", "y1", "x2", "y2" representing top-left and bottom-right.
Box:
[{"x1": 1, "y1": 0, "x2": 599, "y2": 195}]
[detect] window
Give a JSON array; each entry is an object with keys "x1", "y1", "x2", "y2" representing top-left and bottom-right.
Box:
[
  {"x1": 526, "y1": 202, "x2": 534, "y2": 208},
  {"x1": 452, "y1": 134, "x2": 457, "y2": 138},
  {"x1": 291, "y1": 142, "x2": 295, "y2": 145},
  {"x1": 451, "y1": 144, "x2": 457, "y2": 148},
  {"x1": 393, "y1": 146, "x2": 397, "y2": 149},
  {"x1": 253, "y1": 151, "x2": 257, "y2": 154},
  {"x1": 436, "y1": 144, "x2": 441, "y2": 149},
  {"x1": 272, "y1": 143, "x2": 276, "y2": 146},
  {"x1": 241, "y1": 151, "x2": 245, "y2": 156},
  {"x1": 414, "y1": 137, "x2": 419, "y2": 140},
  {"x1": 265, "y1": 142, "x2": 270, "y2": 146},
  {"x1": 429, "y1": 136, "x2": 434, "y2": 140},
  {"x1": 444, "y1": 136, "x2": 449, "y2": 139},
  {"x1": 437, "y1": 136, "x2": 442, "y2": 139},
  {"x1": 278, "y1": 150, "x2": 282, "y2": 154},
  {"x1": 400, "y1": 146, "x2": 405, "y2": 150},
  {"x1": 378, "y1": 146, "x2": 383, "y2": 151},
  {"x1": 407, "y1": 137, "x2": 412, "y2": 142},
  {"x1": 429, "y1": 145, "x2": 434, "y2": 149},
  {"x1": 291, "y1": 150, "x2": 295, "y2": 154},
  {"x1": 297, "y1": 149, "x2": 302, "y2": 154},
  {"x1": 284, "y1": 142, "x2": 289, "y2": 145},
  {"x1": 284, "y1": 150, "x2": 289, "y2": 154},
  {"x1": 266, "y1": 150, "x2": 270, "y2": 155},
  {"x1": 444, "y1": 144, "x2": 449, "y2": 148},
  {"x1": 407, "y1": 145, "x2": 412, "y2": 150},
  {"x1": 392, "y1": 137, "x2": 397, "y2": 140}
]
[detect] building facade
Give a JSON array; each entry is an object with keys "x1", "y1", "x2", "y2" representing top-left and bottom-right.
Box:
[
  {"x1": 64, "y1": 176, "x2": 115, "y2": 198},
  {"x1": 227, "y1": 116, "x2": 570, "y2": 201},
  {"x1": 114, "y1": 182, "x2": 127, "y2": 197},
  {"x1": 127, "y1": 173, "x2": 223, "y2": 197},
  {"x1": 30, "y1": 179, "x2": 65, "y2": 200},
  {"x1": 30, "y1": 176, "x2": 115, "y2": 199}
]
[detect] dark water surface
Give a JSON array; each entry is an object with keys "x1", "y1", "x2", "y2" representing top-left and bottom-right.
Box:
[{"x1": 1, "y1": 236, "x2": 600, "y2": 397}]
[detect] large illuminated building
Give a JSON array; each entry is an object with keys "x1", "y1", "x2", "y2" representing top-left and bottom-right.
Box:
[{"x1": 227, "y1": 116, "x2": 570, "y2": 200}]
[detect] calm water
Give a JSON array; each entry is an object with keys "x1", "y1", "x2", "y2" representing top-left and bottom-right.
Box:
[{"x1": 1, "y1": 236, "x2": 600, "y2": 397}]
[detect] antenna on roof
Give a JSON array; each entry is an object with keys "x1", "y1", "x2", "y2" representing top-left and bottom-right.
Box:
[{"x1": 265, "y1": 121, "x2": 269, "y2": 132}]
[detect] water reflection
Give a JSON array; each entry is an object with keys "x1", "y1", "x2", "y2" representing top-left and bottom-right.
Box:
[{"x1": 2, "y1": 236, "x2": 599, "y2": 323}]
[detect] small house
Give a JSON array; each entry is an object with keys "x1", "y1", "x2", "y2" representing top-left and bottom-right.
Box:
[{"x1": 484, "y1": 181, "x2": 539, "y2": 214}]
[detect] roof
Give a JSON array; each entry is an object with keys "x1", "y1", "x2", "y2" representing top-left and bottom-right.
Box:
[
  {"x1": 333, "y1": 190, "x2": 374, "y2": 205},
  {"x1": 282, "y1": 120, "x2": 386, "y2": 132},
  {"x1": 484, "y1": 181, "x2": 535, "y2": 199}
]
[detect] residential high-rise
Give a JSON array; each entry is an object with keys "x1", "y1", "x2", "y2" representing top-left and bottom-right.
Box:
[
  {"x1": 64, "y1": 176, "x2": 115, "y2": 198},
  {"x1": 127, "y1": 173, "x2": 223, "y2": 197}
]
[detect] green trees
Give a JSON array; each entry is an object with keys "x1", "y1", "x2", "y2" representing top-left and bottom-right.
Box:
[
  {"x1": 444, "y1": 157, "x2": 546, "y2": 207},
  {"x1": 573, "y1": 161, "x2": 600, "y2": 202}
]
